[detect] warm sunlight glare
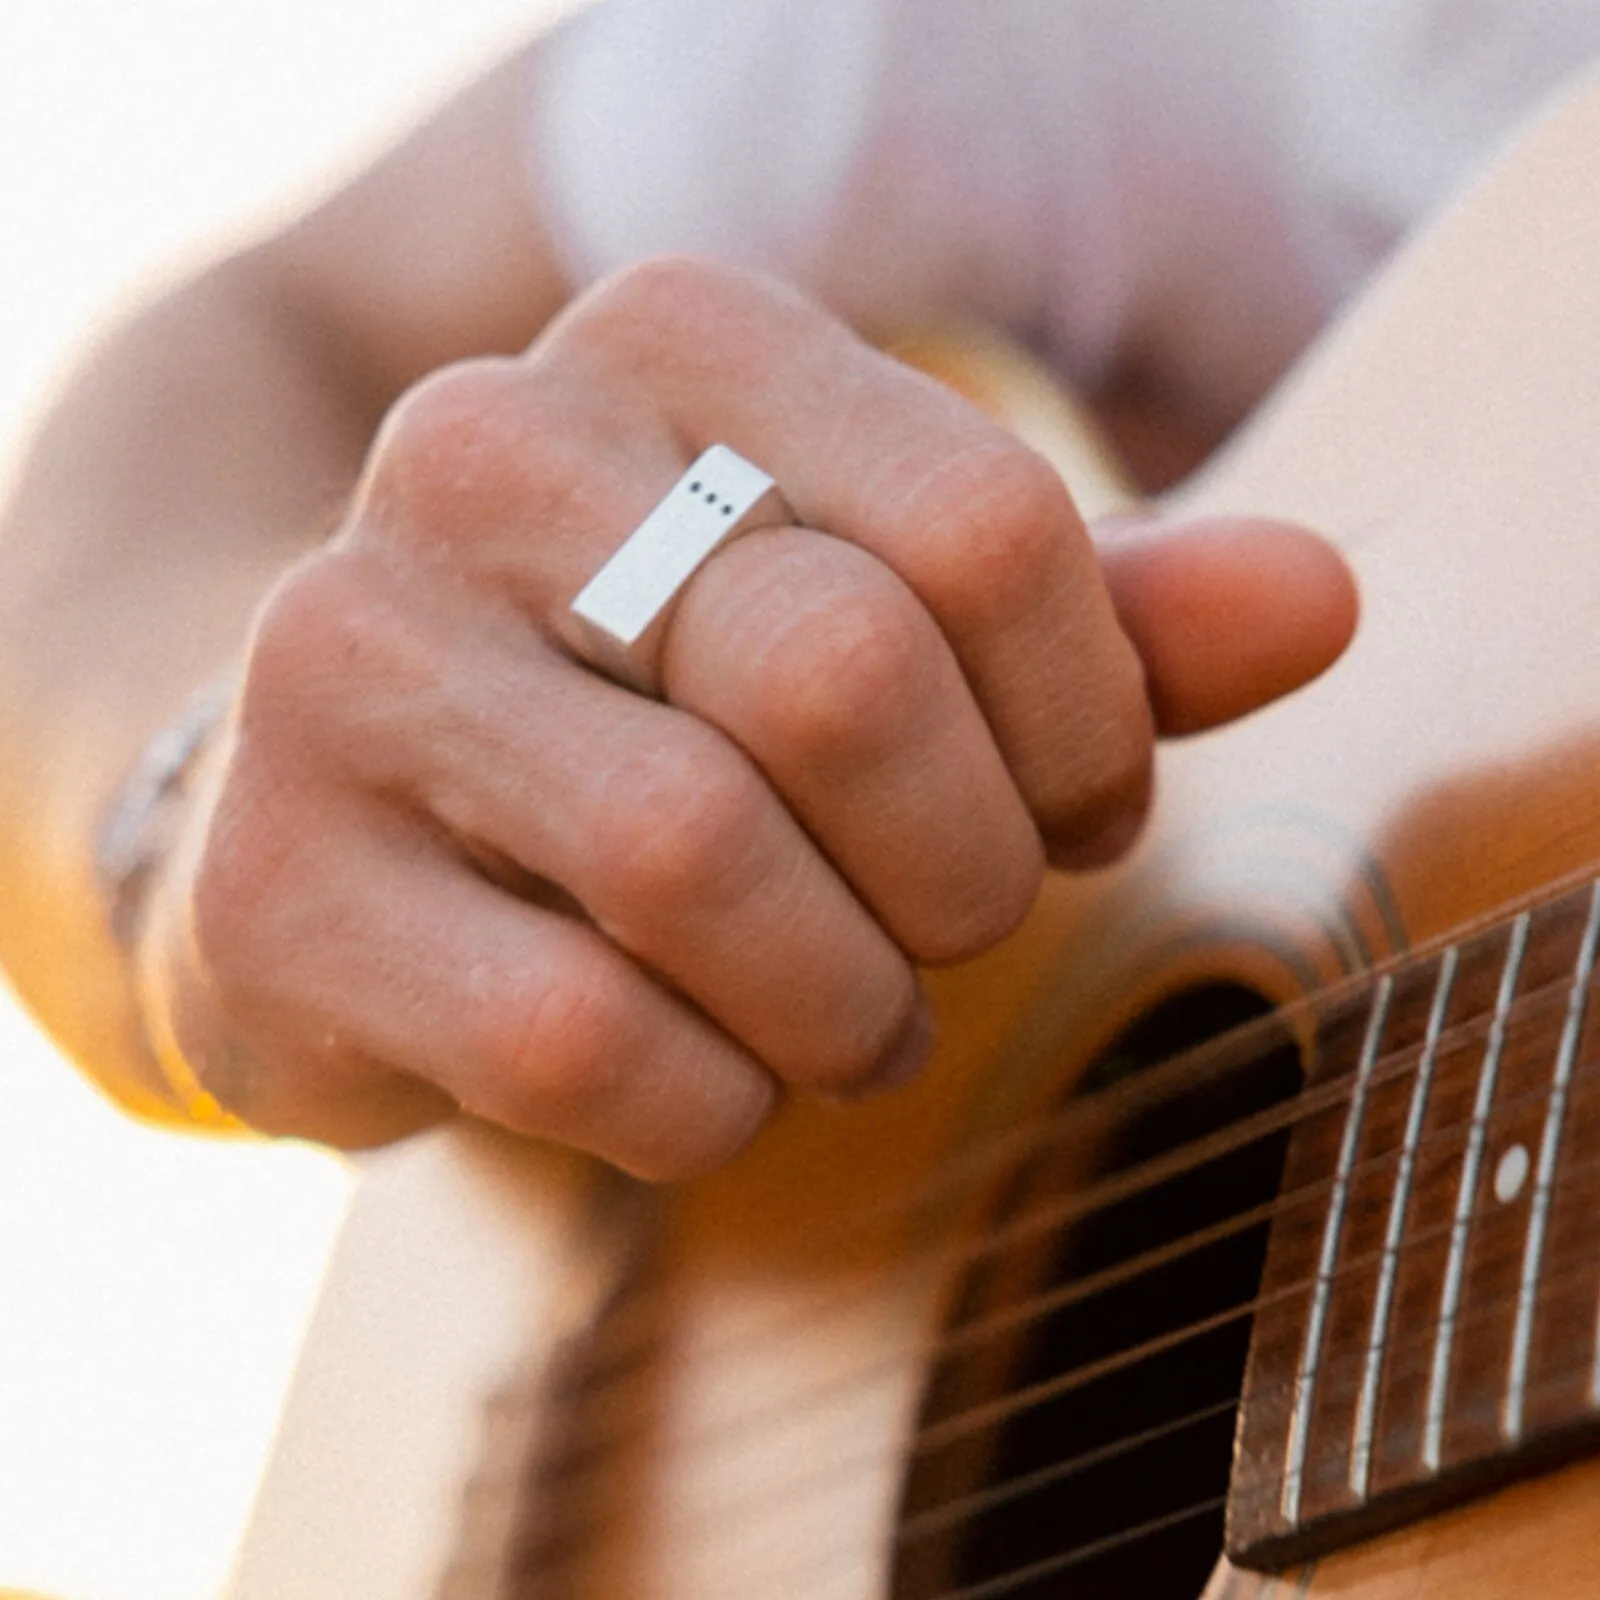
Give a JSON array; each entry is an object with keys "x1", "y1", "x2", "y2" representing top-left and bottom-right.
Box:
[{"x1": 0, "y1": 2, "x2": 574, "y2": 1595}]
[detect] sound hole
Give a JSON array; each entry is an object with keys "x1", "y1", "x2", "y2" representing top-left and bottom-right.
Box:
[{"x1": 894, "y1": 985, "x2": 1300, "y2": 1598}]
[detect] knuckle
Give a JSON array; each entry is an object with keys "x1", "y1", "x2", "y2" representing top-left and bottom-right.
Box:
[
  {"x1": 369, "y1": 357, "x2": 519, "y2": 483},
  {"x1": 247, "y1": 556, "x2": 344, "y2": 692},
  {"x1": 469, "y1": 954, "x2": 773, "y2": 1181},
  {"x1": 755, "y1": 584, "x2": 929, "y2": 768},
  {"x1": 358, "y1": 356, "x2": 551, "y2": 541},
  {"x1": 563, "y1": 255, "x2": 811, "y2": 379},
  {"x1": 574, "y1": 254, "x2": 745, "y2": 349},
  {"x1": 911, "y1": 442, "x2": 1079, "y2": 630},
  {"x1": 589, "y1": 737, "x2": 769, "y2": 916},
  {"x1": 248, "y1": 550, "x2": 390, "y2": 689},
  {"x1": 244, "y1": 553, "x2": 428, "y2": 756},
  {"x1": 471, "y1": 961, "x2": 631, "y2": 1132},
  {"x1": 185, "y1": 760, "x2": 307, "y2": 1003}
]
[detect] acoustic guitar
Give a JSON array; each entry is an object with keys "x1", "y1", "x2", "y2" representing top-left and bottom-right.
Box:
[{"x1": 226, "y1": 69, "x2": 1600, "y2": 1599}]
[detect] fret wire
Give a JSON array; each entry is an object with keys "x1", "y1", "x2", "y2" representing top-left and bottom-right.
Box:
[
  {"x1": 1505, "y1": 880, "x2": 1600, "y2": 1439},
  {"x1": 1350, "y1": 945, "x2": 1459, "y2": 1497},
  {"x1": 910, "y1": 1148, "x2": 1600, "y2": 1483},
  {"x1": 929, "y1": 1496, "x2": 1228, "y2": 1600},
  {"x1": 1280, "y1": 973, "x2": 1393, "y2": 1527},
  {"x1": 1424, "y1": 910, "x2": 1530, "y2": 1470}
]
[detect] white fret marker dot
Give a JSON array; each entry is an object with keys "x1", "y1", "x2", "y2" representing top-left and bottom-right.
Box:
[{"x1": 1494, "y1": 1143, "x2": 1530, "y2": 1205}]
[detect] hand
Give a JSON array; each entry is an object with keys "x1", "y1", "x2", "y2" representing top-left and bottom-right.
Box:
[{"x1": 134, "y1": 259, "x2": 1356, "y2": 1177}]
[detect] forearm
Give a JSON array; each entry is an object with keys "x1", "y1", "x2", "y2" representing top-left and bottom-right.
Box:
[{"x1": 0, "y1": 256, "x2": 383, "y2": 1117}]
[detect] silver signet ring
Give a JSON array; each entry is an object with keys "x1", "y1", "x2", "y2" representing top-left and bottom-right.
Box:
[{"x1": 569, "y1": 444, "x2": 793, "y2": 691}]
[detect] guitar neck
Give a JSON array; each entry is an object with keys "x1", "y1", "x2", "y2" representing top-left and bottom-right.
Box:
[{"x1": 1232, "y1": 869, "x2": 1600, "y2": 1563}]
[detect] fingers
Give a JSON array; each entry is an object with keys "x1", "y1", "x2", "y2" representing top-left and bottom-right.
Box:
[{"x1": 163, "y1": 785, "x2": 778, "y2": 1177}]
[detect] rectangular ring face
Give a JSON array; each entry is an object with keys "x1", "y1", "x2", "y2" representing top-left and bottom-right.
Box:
[{"x1": 570, "y1": 444, "x2": 784, "y2": 651}]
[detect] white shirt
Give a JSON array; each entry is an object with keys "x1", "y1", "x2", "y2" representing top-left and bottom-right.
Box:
[{"x1": 527, "y1": 0, "x2": 1600, "y2": 427}]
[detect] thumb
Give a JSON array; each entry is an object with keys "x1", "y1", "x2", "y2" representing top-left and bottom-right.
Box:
[{"x1": 1096, "y1": 514, "x2": 1359, "y2": 736}]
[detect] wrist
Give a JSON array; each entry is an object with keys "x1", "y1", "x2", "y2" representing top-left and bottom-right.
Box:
[{"x1": 94, "y1": 675, "x2": 250, "y2": 1131}]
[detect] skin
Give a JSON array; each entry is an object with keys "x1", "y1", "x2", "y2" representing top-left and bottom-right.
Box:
[{"x1": 0, "y1": 42, "x2": 1356, "y2": 1179}]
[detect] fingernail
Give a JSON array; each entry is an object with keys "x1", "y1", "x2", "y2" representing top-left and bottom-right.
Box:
[
  {"x1": 872, "y1": 993, "x2": 938, "y2": 1092},
  {"x1": 1048, "y1": 781, "x2": 1153, "y2": 871},
  {"x1": 1052, "y1": 811, "x2": 1143, "y2": 869}
]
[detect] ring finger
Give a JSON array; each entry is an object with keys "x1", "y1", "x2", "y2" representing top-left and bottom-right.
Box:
[{"x1": 662, "y1": 525, "x2": 1046, "y2": 963}]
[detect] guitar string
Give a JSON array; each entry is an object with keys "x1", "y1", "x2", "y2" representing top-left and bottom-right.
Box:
[
  {"x1": 585, "y1": 962, "x2": 1574, "y2": 1412},
  {"x1": 686, "y1": 1174, "x2": 1600, "y2": 1517},
  {"x1": 560, "y1": 987, "x2": 1594, "y2": 1501},
  {"x1": 518, "y1": 1395, "x2": 1238, "y2": 1587},
  {"x1": 592, "y1": 983, "x2": 1329, "y2": 1355},
  {"x1": 572, "y1": 968, "x2": 1584, "y2": 1442},
  {"x1": 527, "y1": 1238, "x2": 1600, "y2": 1600},
  {"x1": 864, "y1": 1127, "x2": 1600, "y2": 1499},
  {"x1": 544, "y1": 1075, "x2": 1593, "y2": 1587},
  {"x1": 515, "y1": 881, "x2": 1600, "y2": 1583},
  {"x1": 927, "y1": 1496, "x2": 1231, "y2": 1600},
  {"x1": 647, "y1": 858, "x2": 1600, "y2": 1291},
  {"x1": 586, "y1": 904, "x2": 1591, "y2": 1389},
  {"x1": 529, "y1": 1146, "x2": 1600, "y2": 1571},
  {"x1": 550, "y1": 1306, "x2": 1598, "y2": 1600},
  {"x1": 777, "y1": 1324, "x2": 1588, "y2": 1600},
  {"x1": 906, "y1": 1190, "x2": 1600, "y2": 1484},
  {"x1": 892, "y1": 1397, "x2": 1239, "y2": 1547},
  {"x1": 778, "y1": 1498, "x2": 1235, "y2": 1600},
  {"x1": 909, "y1": 1348, "x2": 1600, "y2": 1600},
  {"x1": 556, "y1": 1196, "x2": 1286, "y2": 1494}
]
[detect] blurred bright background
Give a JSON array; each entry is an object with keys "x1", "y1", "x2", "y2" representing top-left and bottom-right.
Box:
[{"x1": 0, "y1": 1, "x2": 574, "y2": 1595}]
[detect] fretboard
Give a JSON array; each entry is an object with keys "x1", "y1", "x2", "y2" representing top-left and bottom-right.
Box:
[{"x1": 1228, "y1": 872, "x2": 1600, "y2": 1567}]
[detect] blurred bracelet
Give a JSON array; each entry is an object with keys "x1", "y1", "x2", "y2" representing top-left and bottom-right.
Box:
[
  {"x1": 94, "y1": 676, "x2": 251, "y2": 1132},
  {"x1": 94, "y1": 676, "x2": 236, "y2": 951}
]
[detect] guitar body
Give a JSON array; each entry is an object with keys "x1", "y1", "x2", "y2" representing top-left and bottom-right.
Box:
[{"x1": 229, "y1": 72, "x2": 1600, "y2": 1600}]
